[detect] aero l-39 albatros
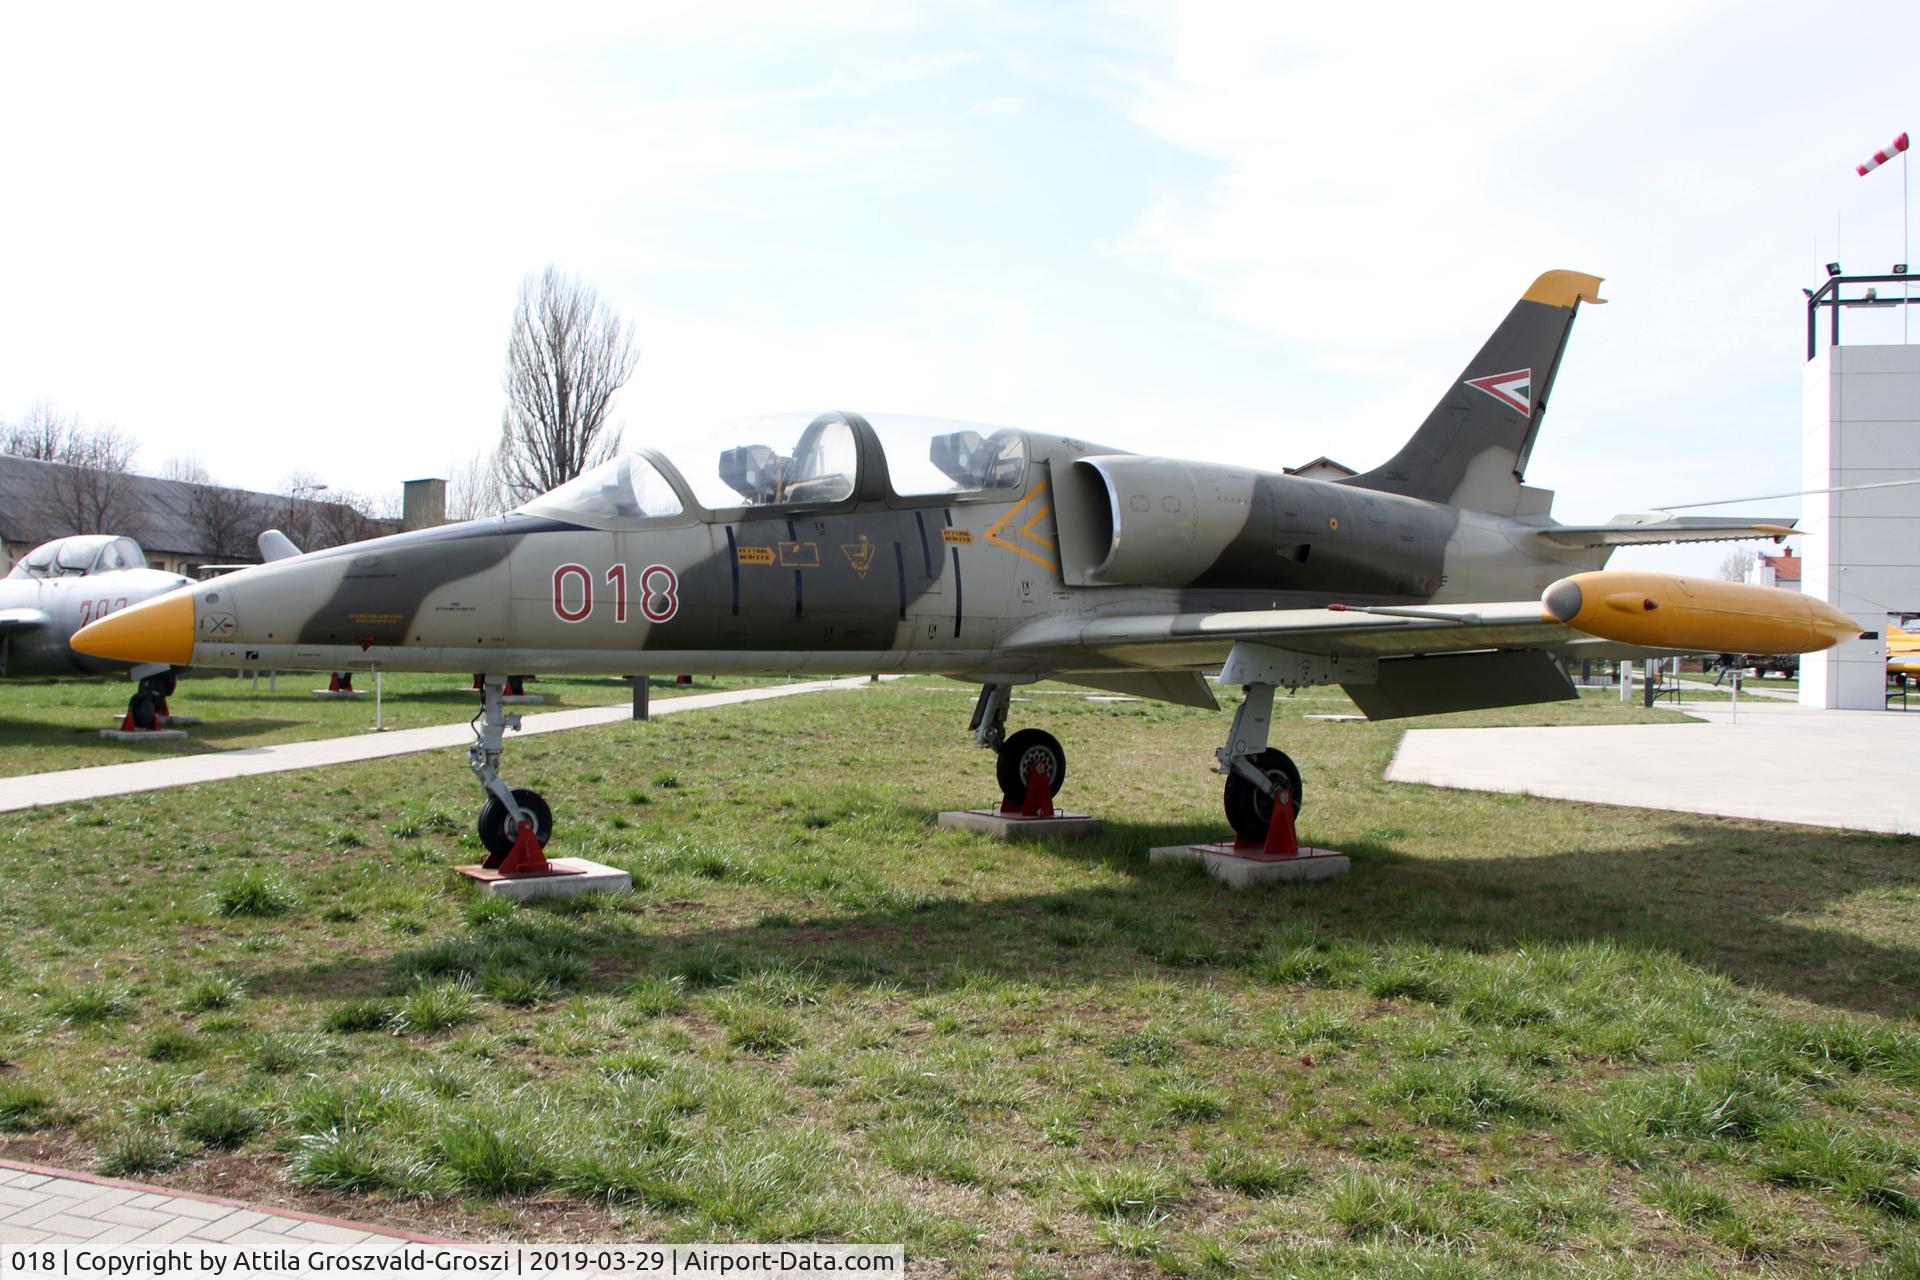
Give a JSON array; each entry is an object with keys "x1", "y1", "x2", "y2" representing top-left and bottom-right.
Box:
[
  {"x1": 75, "y1": 271, "x2": 1858, "y2": 855},
  {"x1": 2, "y1": 535, "x2": 192, "y2": 722}
]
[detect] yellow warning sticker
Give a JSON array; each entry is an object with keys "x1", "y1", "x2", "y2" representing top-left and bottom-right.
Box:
[
  {"x1": 942, "y1": 528, "x2": 974, "y2": 545},
  {"x1": 736, "y1": 546, "x2": 775, "y2": 565}
]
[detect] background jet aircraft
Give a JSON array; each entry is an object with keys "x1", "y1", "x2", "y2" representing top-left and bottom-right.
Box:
[
  {"x1": 1890, "y1": 625, "x2": 1919, "y2": 680},
  {"x1": 2, "y1": 535, "x2": 192, "y2": 724},
  {"x1": 75, "y1": 270, "x2": 1858, "y2": 854}
]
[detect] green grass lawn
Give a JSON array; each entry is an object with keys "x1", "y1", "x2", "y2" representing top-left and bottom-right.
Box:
[
  {"x1": 0, "y1": 672, "x2": 782, "y2": 778},
  {"x1": 1, "y1": 681, "x2": 1916, "y2": 1276}
]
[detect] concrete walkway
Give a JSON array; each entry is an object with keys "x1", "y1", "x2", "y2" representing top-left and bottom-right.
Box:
[
  {"x1": 1387, "y1": 699, "x2": 1920, "y2": 834},
  {"x1": 0, "y1": 677, "x2": 890, "y2": 813},
  {"x1": 0, "y1": 1159, "x2": 441, "y2": 1245}
]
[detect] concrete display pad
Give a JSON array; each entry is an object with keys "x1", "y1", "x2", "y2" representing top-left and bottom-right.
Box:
[
  {"x1": 455, "y1": 856, "x2": 631, "y2": 901},
  {"x1": 99, "y1": 728, "x2": 188, "y2": 741},
  {"x1": 1388, "y1": 699, "x2": 1920, "y2": 835},
  {"x1": 938, "y1": 809, "x2": 1103, "y2": 841},
  {"x1": 1149, "y1": 843, "x2": 1350, "y2": 888},
  {"x1": 464, "y1": 690, "x2": 549, "y2": 703},
  {"x1": 310, "y1": 689, "x2": 368, "y2": 699},
  {"x1": 159, "y1": 714, "x2": 200, "y2": 727}
]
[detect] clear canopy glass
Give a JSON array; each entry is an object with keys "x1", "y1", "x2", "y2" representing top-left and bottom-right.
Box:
[
  {"x1": 511, "y1": 412, "x2": 1031, "y2": 521},
  {"x1": 516, "y1": 454, "x2": 684, "y2": 522},
  {"x1": 7, "y1": 535, "x2": 148, "y2": 579}
]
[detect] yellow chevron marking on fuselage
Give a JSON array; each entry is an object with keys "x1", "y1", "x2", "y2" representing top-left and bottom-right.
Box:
[{"x1": 984, "y1": 480, "x2": 1058, "y2": 571}]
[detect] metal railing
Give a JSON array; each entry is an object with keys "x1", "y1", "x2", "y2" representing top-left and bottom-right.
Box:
[{"x1": 1805, "y1": 271, "x2": 1920, "y2": 358}]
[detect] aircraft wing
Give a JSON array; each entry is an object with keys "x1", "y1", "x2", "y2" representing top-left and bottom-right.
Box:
[
  {"x1": 1534, "y1": 515, "x2": 1798, "y2": 549},
  {"x1": 1003, "y1": 601, "x2": 1567, "y2": 671},
  {"x1": 999, "y1": 571, "x2": 1857, "y2": 717},
  {"x1": 0, "y1": 608, "x2": 50, "y2": 636}
]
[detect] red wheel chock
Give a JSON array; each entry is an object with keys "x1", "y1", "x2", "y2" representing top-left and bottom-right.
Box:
[
  {"x1": 492, "y1": 819, "x2": 552, "y2": 875},
  {"x1": 119, "y1": 711, "x2": 137, "y2": 731},
  {"x1": 1235, "y1": 792, "x2": 1300, "y2": 857},
  {"x1": 1000, "y1": 765, "x2": 1056, "y2": 818}
]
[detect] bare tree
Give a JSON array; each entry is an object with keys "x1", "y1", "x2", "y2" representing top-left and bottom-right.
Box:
[
  {"x1": 39, "y1": 424, "x2": 143, "y2": 538},
  {"x1": 185, "y1": 483, "x2": 270, "y2": 566},
  {"x1": 446, "y1": 447, "x2": 511, "y2": 522},
  {"x1": 309, "y1": 491, "x2": 386, "y2": 549},
  {"x1": 496, "y1": 265, "x2": 638, "y2": 502},
  {"x1": 161, "y1": 454, "x2": 211, "y2": 483},
  {"x1": 0, "y1": 401, "x2": 77, "y2": 461},
  {"x1": 1719, "y1": 546, "x2": 1758, "y2": 583},
  {"x1": 2, "y1": 403, "x2": 143, "y2": 537}
]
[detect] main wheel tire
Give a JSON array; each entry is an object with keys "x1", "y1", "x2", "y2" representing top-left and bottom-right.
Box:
[
  {"x1": 996, "y1": 728, "x2": 1067, "y2": 804},
  {"x1": 477, "y1": 788, "x2": 554, "y2": 859},
  {"x1": 1222, "y1": 749, "x2": 1303, "y2": 845},
  {"x1": 126, "y1": 690, "x2": 160, "y2": 731}
]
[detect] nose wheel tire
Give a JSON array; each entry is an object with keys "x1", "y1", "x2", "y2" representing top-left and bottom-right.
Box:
[
  {"x1": 477, "y1": 788, "x2": 553, "y2": 859},
  {"x1": 1222, "y1": 749, "x2": 1303, "y2": 845},
  {"x1": 996, "y1": 728, "x2": 1067, "y2": 805},
  {"x1": 126, "y1": 690, "x2": 161, "y2": 731}
]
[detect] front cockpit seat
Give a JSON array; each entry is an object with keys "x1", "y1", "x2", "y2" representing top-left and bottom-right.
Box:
[
  {"x1": 719, "y1": 445, "x2": 787, "y2": 505},
  {"x1": 930, "y1": 431, "x2": 991, "y2": 489}
]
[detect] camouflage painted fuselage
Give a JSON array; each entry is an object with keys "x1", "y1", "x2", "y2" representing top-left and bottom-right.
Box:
[{"x1": 175, "y1": 433, "x2": 1605, "y2": 682}]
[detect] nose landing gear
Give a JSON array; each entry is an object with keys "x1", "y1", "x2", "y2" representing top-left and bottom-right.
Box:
[
  {"x1": 971, "y1": 682, "x2": 1069, "y2": 809},
  {"x1": 469, "y1": 675, "x2": 554, "y2": 864}
]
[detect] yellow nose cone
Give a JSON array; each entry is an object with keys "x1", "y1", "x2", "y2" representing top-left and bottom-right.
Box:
[{"x1": 71, "y1": 590, "x2": 196, "y2": 666}]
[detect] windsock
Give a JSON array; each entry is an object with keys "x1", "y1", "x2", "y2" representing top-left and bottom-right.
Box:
[{"x1": 1858, "y1": 132, "x2": 1909, "y2": 176}]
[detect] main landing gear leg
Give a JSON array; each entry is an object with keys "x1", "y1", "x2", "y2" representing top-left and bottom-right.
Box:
[
  {"x1": 970, "y1": 681, "x2": 1068, "y2": 809},
  {"x1": 1214, "y1": 681, "x2": 1304, "y2": 846},
  {"x1": 470, "y1": 675, "x2": 554, "y2": 865}
]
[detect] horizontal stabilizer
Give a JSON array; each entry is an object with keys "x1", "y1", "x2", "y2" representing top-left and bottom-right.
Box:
[{"x1": 1536, "y1": 515, "x2": 1797, "y2": 549}]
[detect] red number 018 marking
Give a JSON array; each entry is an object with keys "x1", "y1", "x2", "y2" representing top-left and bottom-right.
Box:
[{"x1": 551, "y1": 563, "x2": 677, "y2": 624}]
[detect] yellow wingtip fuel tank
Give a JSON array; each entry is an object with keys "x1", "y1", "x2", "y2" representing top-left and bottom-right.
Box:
[{"x1": 1541, "y1": 571, "x2": 1860, "y2": 655}]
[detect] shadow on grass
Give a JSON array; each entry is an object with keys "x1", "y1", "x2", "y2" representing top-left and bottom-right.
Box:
[{"x1": 255, "y1": 810, "x2": 1920, "y2": 1020}]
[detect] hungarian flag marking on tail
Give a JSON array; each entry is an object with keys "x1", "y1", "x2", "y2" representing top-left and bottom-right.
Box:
[{"x1": 1464, "y1": 368, "x2": 1532, "y2": 416}]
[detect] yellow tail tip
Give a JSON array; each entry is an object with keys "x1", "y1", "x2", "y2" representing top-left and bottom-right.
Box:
[{"x1": 71, "y1": 590, "x2": 196, "y2": 666}]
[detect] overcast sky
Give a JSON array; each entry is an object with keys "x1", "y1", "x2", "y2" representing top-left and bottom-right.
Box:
[{"x1": 2, "y1": 1, "x2": 1913, "y2": 573}]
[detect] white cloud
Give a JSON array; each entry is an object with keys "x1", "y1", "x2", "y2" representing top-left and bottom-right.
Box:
[{"x1": 965, "y1": 96, "x2": 1029, "y2": 118}]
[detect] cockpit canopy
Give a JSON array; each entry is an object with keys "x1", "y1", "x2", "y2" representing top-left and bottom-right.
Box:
[
  {"x1": 6, "y1": 535, "x2": 149, "y2": 580},
  {"x1": 515, "y1": 411, "x2": 1029, "y2": 525}
]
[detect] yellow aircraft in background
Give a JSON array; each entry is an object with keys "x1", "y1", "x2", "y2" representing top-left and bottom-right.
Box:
[{"x1": 1891, "y1": 626, "x2": 1920, "y2": 679}]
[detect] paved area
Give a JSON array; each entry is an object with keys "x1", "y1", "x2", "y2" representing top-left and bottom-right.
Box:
[
  {"x1": 0, "y1": 1159, "x2": 441, "y2": 1245},
  {"x1": 0, "y1": 677, "x2": 892, "y2": 813},
  {"x1": 1388, "y1": 699, "x2": 1920, "y2": 834}
]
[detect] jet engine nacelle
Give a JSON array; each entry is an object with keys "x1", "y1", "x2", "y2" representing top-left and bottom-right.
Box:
[
  {"x1": 1542, "y1": 571, "x2": 1861, "y2": 655},
  {"x1": 1066, "y1": 456, "x2": 1262, "y2": 587}
]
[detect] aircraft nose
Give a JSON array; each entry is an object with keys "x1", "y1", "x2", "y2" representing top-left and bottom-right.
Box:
[{"x1": 71, "y1": 590, "x2": 196, "y2": 665}]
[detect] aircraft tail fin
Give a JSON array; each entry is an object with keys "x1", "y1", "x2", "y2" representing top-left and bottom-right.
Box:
[
  {"x1": 1345, "y1": 270, "x2": 1605, "y2": 514},
  {"x1": 258, "y1": 529, "x2": 302, "y2": 562}
]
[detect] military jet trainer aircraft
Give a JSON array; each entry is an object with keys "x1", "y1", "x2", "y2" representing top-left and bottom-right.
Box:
[
  {"x1": 74, "y1": 271, "x2": 1859, "y2": 854},
  {"x1": 2, "y1": 535, "x2": 193, "y2": 724}
]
